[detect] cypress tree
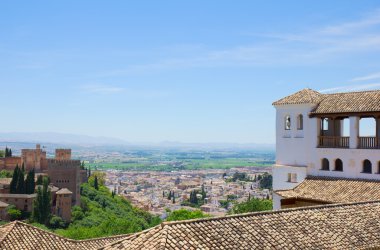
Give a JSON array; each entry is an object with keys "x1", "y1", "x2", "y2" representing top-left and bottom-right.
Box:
[
  {"x1": 9, "y1": 148, "x2": 12, "y2": 157},
  {"x1": 10, "y1": 165, "x2": 19, "y2": 194},
  {"x1": 172, "y1": 196, "x2": 175, "y2": 204},
  {"x1": 25, "y1": 168, "x2": 35, "y2": 194},
  {"x1": 94, "y1": 175, "x2": 99, "y2": 190},
  {"x1": 16, "y1": 164, "x2": 25, "y2": 194},
  {"x1": 32, "y1": 177, "x2": 51, "y2": 224}
]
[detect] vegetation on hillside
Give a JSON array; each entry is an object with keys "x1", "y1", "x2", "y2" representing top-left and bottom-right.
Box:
[
  {"x1": 166, "y1": 208, "x2": 210, "y2": 221},
  {"x1": 53, "y1": 182, "x2": 161, "y2": 239},
  {"x1": 230, "y1": 198, "x2": 272, "y2": 214}
]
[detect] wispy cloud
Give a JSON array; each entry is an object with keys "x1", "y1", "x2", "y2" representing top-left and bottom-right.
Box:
[
  {"x1": 81, "y1": 84, "x2": 125, "y2": 94},
  {"x1": 95, "y1": 8, "x2": 380, "y2": 76},
  {"x1": 319, "y1": 83, "x2": 380, "y2": 93},
  {"x1": 351, "y1": 72, "x2": 380, "y2": 82}
]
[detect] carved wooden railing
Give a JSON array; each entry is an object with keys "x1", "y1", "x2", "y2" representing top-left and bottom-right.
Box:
[
  {"x1": 318, "y1": 136, "x2": 350, "y2": 148},
  {"x1": 358, "y1": 136, "x2": 379, "y2": 149}
]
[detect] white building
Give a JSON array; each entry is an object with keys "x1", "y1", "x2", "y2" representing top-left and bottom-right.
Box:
[{"x1": 272, "y1": 88, "x2": 380, "y2": 209}]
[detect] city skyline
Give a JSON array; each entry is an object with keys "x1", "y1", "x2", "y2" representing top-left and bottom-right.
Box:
[{"x1": 1, "y1": 1, "x2": 380, "y2": 144}]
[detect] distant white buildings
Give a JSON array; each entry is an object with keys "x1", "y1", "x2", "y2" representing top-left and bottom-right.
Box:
[{"x1": 272, "y1": 88, "x2": 380, "y2": 209}]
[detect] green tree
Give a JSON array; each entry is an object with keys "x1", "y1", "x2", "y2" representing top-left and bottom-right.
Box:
[
  {"x1": 259, "y1": 173, "x2": 273, "y2": 190},
  {"x1": 94, "y1": 176, "x2": 99, "y2": 190},
  {"x1": 201, "y1": 184, "x2": 206, "y2": 200},
  {"x1": 49, "y1": 215, "x2": 66, "y2": 229},
  {"x1": 80, "y1": 161, "x2": 85, "y2": 170},
  {"x1": 172, "y1": 196, "x2": 175, "y2": 204},
  {"x1": 6, "y1": 205, "x2": 22, "y2": 221},
  {"x1": 0, "y1": 170, "x2": 12, "y2": 178},
  {"x1": 230, "y1": 198, "x2": 272, "y2": 214},
  {"x1": 166, "y1": 209, "x2": 209, "y2": 222},
  {"x1": 25, "y1": 168, "x2": 35, "y2": 194},
  {"x1": 16, "y1": 164, "x2": 25, "y2": 194},
  {"x1": 9, "y1": 165, "x2": 19, "y2": 194},
  {"x1": 32, "y1": 177, "x2": 51, "y2": 225}
]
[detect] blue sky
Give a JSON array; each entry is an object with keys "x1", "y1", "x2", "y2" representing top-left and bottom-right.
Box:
[{"x1": 1, "y1": 1, "x2": 380, "y2": 144}]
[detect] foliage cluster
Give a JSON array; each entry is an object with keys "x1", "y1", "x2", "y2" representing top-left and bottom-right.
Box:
[
  {"x1": 166, "y1": 209, "x2": 210, "y2": 221},
  {"x1": 258, "y1": 173, "x2": 273, "y2": 190},
  {"x1": 0, "y1": 170, "x2": 12, "y2": 178},
  {"x1": 230, "y1": 198, "x2": 272, "y2": 214},
  {"x1": 9, "y1": 165, "x2": 35, "y2": 194},
  {"x1": 54, "y1": 182, "x2": 161, "y2": 239}
]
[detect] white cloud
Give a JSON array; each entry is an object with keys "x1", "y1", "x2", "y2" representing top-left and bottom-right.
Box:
[
  {"x1": 94, "y1": 8, "x2": 380, "y2": 76},
  {"x1": 319, "y1": 83, "x2": 380, "y2": 93},
  {"x1": 351, "y1": 72, "x2": 380, "y2": 82}
]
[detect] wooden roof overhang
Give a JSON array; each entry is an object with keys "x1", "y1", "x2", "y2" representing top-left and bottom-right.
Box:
[{"x1": 309, "y1": 111, "x2": 380, "y2": 119}]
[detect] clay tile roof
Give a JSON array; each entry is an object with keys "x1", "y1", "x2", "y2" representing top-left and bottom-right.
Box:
[
  {"x1": 311, "y1": 90, "x2": 380, "y2": 114},
  {"x1": 276, "y1": 176, "x2": 380, "y2": 203},
  {"x1": 0, "y1": 221, "x2": 129, "y2": 250},
  {"x1": 56, "y1": 188, "x2": 73, "y2": 194},
  {"x1": 0, "y1": 221, "x2": 75, "y2": 250},
  {"x1": 101, "y1": 201, "x2": 380, "y2": 250},
  {"x1": 272, "y1": 88, "x2": 323, "y2": 106},
  {"x1": 273, "y1": 88, "x2": 380, "y2": 114}
]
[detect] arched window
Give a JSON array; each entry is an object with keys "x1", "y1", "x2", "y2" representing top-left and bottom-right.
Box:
[
  {"x1": 285, "y1": 115, "x2": 291, "y2": 130},
  {"x1": 335, "y1": 159, "x2": 343, "y2": 171},
  {"x1": 321, "y1": 158, "x2": 329, "y2": 170},
  {"x1": 297, "y1": 114, "x2": 303, "y2": 130},
  {"x1": 363, "y1": 159, "x2": 372, "y2": 174}
]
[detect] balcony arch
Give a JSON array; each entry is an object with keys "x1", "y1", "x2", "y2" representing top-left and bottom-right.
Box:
[
  {"x1": 335, "y1": 159, "x2": 343, "y2": 172},
  {"x1": 321, "y1": 158, "x2": 329, "y2": 171},
  {"x1": 363, "y1": 159, "x2": 372, "y2": 174}
]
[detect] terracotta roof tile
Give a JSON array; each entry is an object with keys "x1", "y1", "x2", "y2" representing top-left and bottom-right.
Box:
[
  {"x1": 273, "y1": 88, "x2": 380, "y2": 114},
  {"x1": 0, "y1": 221, "x2": 129, "y2": 250},
  {"x1": 276, "y1": 176, "x2": 380, "y2": 203},
  {"x1": 272, "y1": 88, "x2": 323, "y2": 106},
  {"x1": 102, "y1": 201, "x2": 380, "y2": 250}
]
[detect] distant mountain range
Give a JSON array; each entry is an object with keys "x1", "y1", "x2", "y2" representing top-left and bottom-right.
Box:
[
  {"x1": 0, "y1": 132, "x2": 128, "y2": 146},
  {"x1": 0, "y1": 132, "x2": 274, "y2": 150}
]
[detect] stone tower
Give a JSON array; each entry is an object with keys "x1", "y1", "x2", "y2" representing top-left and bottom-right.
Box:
[
  {"x1": 55, "y1": 188, "x2": 72, "y2": 222},
  {"x1": 55, "y1": 149, "x2": 72, "y2": 160}
]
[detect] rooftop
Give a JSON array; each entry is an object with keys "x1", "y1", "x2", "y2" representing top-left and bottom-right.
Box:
[
  {"x1": 0, "y1": 221, "x2": 129, "y2": 250},
  {"x1": 56, "y1": 188, "x2": 73, "y2": 195},
  {"x1": 103, "y1": 201, "x2": 380, "y2": 250},
  {"x1": 273, "y1": 88, "x2": 380, "y2": 115},
  {"x1": 275, "y1": 176, "x2": 380, "y2": 203}
]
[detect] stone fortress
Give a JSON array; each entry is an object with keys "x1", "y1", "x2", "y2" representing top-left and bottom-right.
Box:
[{"x1": 0, "y1": 144, "x2": 87, "y2": 222}]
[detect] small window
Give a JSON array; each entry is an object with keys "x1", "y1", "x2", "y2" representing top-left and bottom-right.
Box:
[
  {"x1": 285, "y1": 115, "x2": 291, "y2": 130},
  {"x1": 378, "y1": 161, "x2": 380, "y2": 174},
  {"x1": 321, "y1": 158, "x2": 329, "y2": 170},
  {"x1": 287, "y1": 173, "x2": 297, "y2": 182},
  {"x1": 335, "y1": 159, "x2": 343, "y2": 171},
  {"x1": 363, "y1": 159, "x2": 372, "y2": 174},
  {"x1": 297, "y1": 114, "x2": 303, "y2": 130}
]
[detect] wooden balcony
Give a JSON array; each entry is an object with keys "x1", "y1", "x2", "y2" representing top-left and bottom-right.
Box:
[
  {"x1": 358, "y1": 136, "x2": 380, "y2": 149},
  {"x1": 318, "y1": 136, "x2": 350, "y2": 148}
]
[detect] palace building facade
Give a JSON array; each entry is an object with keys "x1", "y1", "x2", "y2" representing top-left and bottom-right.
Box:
[{"x1": 272, "y1": 88, "x2": 380, "y2": 209}]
